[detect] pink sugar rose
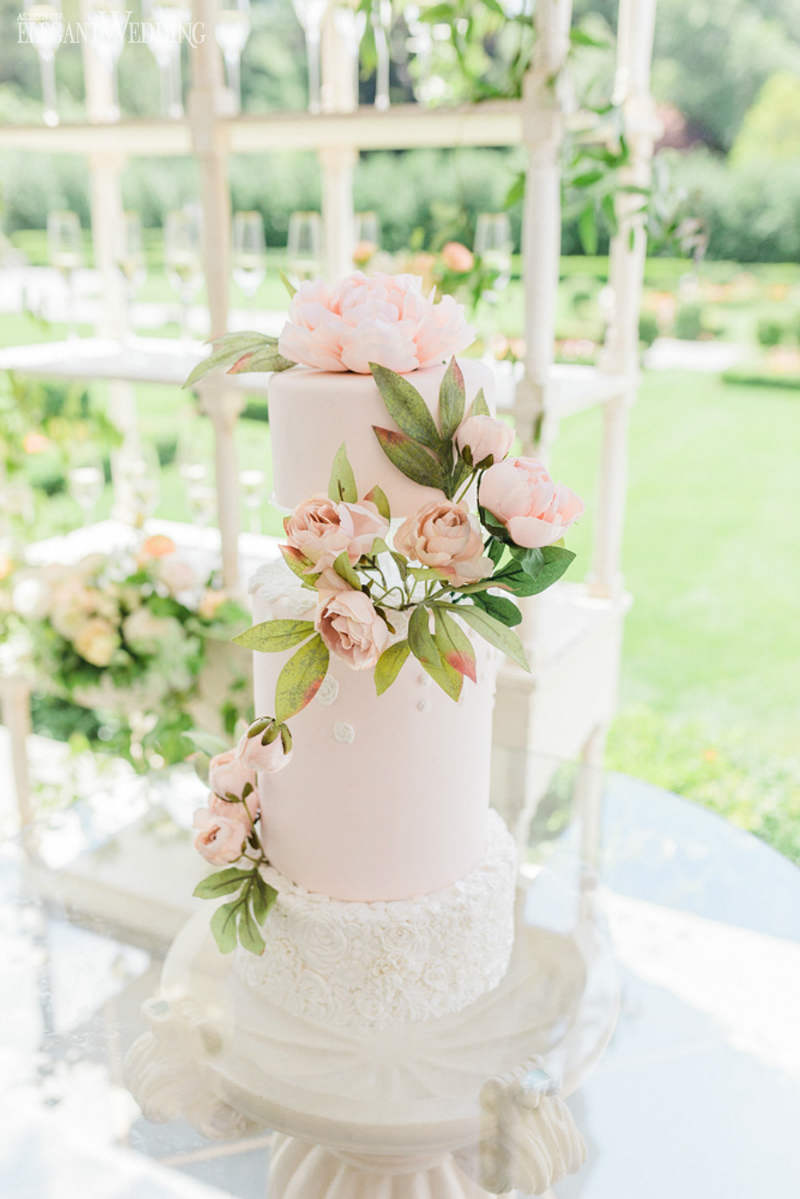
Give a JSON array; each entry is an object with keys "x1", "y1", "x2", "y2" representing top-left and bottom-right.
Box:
[
  {"x1": 209, "y1": 748, "x2": 257, "y2": 803},
  {"x1": 455, "y1": 414, "x2": 513, "y2": 467},
  {"x1": 479, "y1": 457, "x2": 584, "y2": 549},
  {"x1": 316, "y1": 590, "x2": 390, "y2": 671},
  {"x1": 237, "y1": 721, "x2": 293, "y2": 774},
  {"x1": 395, "y1": 500, "x2": 493, "y2": 587},
  {"x1": 277, "y1": 272, "x2": 474, "y2": 374},
  {"x1": 193, "y1": 807, "x2": 247, "y2": 865},
  {"x1": 441, "y1": 241, "x2": 474, "y2": 273},
  {"x1": 284, "y1": 496, "x2": 388, "y2": 572}
]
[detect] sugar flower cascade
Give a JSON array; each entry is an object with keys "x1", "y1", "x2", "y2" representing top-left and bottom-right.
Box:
[{"x1": 185, "y1": 273, "x2": 583, "y2": 955}]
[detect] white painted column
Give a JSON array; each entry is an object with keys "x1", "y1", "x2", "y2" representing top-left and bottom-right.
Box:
[
  {"x1": 189, "y1": 0, "x2": 244, "y2": 591},
  {"x1": 516, "y1": 0, "x2": 573, "y2": 656},
  {"x1": 590, "y1": 0, "x2": 658, "y2": 598},
  {"x1": 81, "y1": 3, "x2": 138, "y2": 441},
  {"x1": 319, "y1": 7, "x2": 357, "y2": 280}
]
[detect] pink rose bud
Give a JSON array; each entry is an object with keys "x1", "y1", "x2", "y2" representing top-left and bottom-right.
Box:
[
  {"x1": 455, "y1": 414, "x2": 513, "y2": 467},
  {"x1": 192, "y1": 807, "x2": 247, "y2": 865},
  {"x1": 395, "y1": 500, "x2": 493, "y2": 587},
  {"x1": 478, "y1": 457, "x2": 583, "y2": 549},
  {"x1": 209, "y1": 748, "x2": 257, "y2": 801},
  {"x1": 316, "y1": 590, "x2": 390, "y2": 671},
  {"x1": 237, "y1": 718, "x2": 294, "y2": 774},
  {"x1": 441, "y1": 241, "x2": 475, "y2": 273}
]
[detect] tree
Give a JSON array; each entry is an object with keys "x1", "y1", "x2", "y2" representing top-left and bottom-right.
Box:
[{"x1": 731, "y1": 72, "x2": 800, "y2": 165}]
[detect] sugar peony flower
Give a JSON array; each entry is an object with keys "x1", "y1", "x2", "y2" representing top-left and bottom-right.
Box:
[
  {"x1": 395, "y1": 500, "x2": 493, "y2": 587},
  {"x1": 284, "y1": 496, "x2": 388, "y2": 573},
  {"x1": 479, "y1": 457, "x2": 584, "y2": 549},
  {"x1": 193, "y1": 807, "x2": 247, "y2": 865},
  {"x1": 277, "y1": 272, "x2": 474, "y2": 374},
  {"x1": 209, "y1": 749, "x2": 258, "y2": 805},
  {"x1": 441, "y1": 241, "x2": 474, "y2": 273},
  {"x1": 237, "y1": 720, "x2": 293, "y2": 774},
  {"x1": 455, "y1": 414, "x2": 513, "y2": 467},
  {"x1": 74, "y1": 617, "x2": 120, "y2": 667},
  {"x1": 316, "y1": 590, "x2": 390, "y2": 671}
]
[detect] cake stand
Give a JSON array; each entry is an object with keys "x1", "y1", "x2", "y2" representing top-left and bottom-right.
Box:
[{"x1": 125, "y1": 869, "x2": 619, "y2": 1197}]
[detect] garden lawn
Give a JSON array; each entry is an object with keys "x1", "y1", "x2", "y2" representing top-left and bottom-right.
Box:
[{"x1": 550, "y1": 370, "x2": 800, "y2": 860}]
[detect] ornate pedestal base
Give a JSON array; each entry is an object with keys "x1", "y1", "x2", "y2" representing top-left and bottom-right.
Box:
[
  {"x1": 269, "y1": 1135, "x2": 494, "y2": 1199},
  {"x1": 126, "y1": 874, "x2": 618, "y2": 1198}
]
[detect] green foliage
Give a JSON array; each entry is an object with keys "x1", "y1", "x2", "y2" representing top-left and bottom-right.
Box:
[
  {"x1": 638, "y1": 311, "x2": 660, "y2": 348},
  {"x1": 756, "y1": 317, "x2": 785, "y2": 348},
  {"x1": 673, "y1": 303, "x2": 706, "y2": 341},
  {"x1": 731, "y1": 71, "x2": 800, "y2": 166},
  {"x1": 329, "y1": 443, "x2": 358, "y2": 503}
]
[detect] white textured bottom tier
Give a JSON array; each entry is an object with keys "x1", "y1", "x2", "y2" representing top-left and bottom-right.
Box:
[{"x1": 234, "y1": 810, "x2": 517, "y2": 1030}]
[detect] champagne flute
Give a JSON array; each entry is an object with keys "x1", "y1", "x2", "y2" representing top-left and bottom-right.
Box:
[
  {"x1": 291, "y1": 0, "x2": 328, "y2": 114},
  {"x1": 287, "y1": 211, "x2": 323, "y2": 282},
  {"x1": 474, "y1": 213, "x2": 513, "y2": 302},
  {"x1": 86, "y1": 0, "x2": 126, "y2": 120},
  {"x1": 232, "y1": 211, "x2": 266, "y2": 300},
  {"x1": 240, "y1": 468, "x2": 265, "y2": 534},
  {"x1": 24, "y1": 0, "x2": 63, "y2": 127},
  {"x1": 112, "y1": 442, "x2": 161, "y2": 531},
  {"x1": 353, "y1": 211, "x2": 380, "y2": 268},
  {"x1": 115, "y1": 211, "x2": 146, "y2": 341},
  {"x1": 164, "y1": 208, "x2": 203, "y2": 343},
  {"x1": 144, "y1": 0, "x2": 189, "y2": 118},
  {"x1": 176, "y1": 428, "x2": 215, "y2": 527},
  {"x1": 215, "y1": 0, "x2": 251, "y2": 113},
  {"x1": 47, "y1": 210, "x2": 83, "y2": 340},
  {"x1": 68, "y1": 465, "x2": 104, "y2": 526}
]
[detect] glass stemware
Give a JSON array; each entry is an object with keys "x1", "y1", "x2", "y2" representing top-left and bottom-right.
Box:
[
  {"x1": 240, "y1": 468, "x2": 266, "y2": 534},
  {"x1": 144, "y1": 0, "x2": 190, "y2": 119},
  {"x1": 474, "y1": 213, "x2": 513, "y2": 302},
  {"x1": 215, "y1": 0, "x2": 251, "y2": 113},
  {"x1": 67, "y1": 465, "x2": 104, "y2": 526},
  {"x1": 176, "y1": 428, "x2": 215, "y2": 528},
  {"x1": 372, "y1": 0, "x2": 392, "y2": 111},
  {"x1": 232, "y1": 211, "x2": 266, "y2": 300},
  {"x1": 291, "y1": 0, "x2": 328, "y2": 114},
  {"x1": 112, "y1": 442, "x2": 161, "y2": 531},
  {"x1": 47, "y1": 210, "x2": 83, "y2": 341},
  {"x1": 287, "y1": 211, "x2": 323, "y2": 282},
  {"x1": 353, "y1": 211, "x2": 380, "y2": 268},
  {"x1": 164, "y1": 208, "x2": 203, "y2": 343},
  {"x1": 24, "y1": 0, "x2": 63, "y2": 127},
  {"x1": 115, "y1": 211, "x2": 146, "y2": 341},
  {"x1": 86, "y1": 0, "x2": 127, "y2": 120}
]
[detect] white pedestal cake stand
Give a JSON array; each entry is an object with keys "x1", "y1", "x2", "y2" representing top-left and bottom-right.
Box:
[{"x1": 126, "y1": 871, "x2": 619, "y2": 1197}]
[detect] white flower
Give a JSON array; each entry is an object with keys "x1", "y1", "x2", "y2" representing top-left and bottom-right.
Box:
[
  {"x1": 74, "y1": 617, "x2": 120, "y2": 667},
  {"x1": 122, "y1": 607, "x2": 182, "y2": 655}
]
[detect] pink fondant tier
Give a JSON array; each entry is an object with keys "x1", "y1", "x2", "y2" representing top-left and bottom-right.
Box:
[
  {"x1": 250, "y1": 562, "x2": 499, "y2": 902},
  {"x1": 268, "y1": 359, "x2": 495, "y2": 514}
]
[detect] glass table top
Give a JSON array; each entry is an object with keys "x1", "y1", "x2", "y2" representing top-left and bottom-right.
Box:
[{"x1": 1, "y1": 752, "x2": 799, "y2": 1198}]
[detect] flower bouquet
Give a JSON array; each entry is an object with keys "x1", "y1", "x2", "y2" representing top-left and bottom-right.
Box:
[{"x1": 9, "y1": 535, "x2": 251, "y2": 769}]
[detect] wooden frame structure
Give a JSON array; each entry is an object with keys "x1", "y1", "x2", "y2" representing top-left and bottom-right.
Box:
[{"x1": 1, "y1": 0, "x2": 658, "y2": 861}]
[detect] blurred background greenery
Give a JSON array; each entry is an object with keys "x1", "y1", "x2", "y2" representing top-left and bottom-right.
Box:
[{"x1": 1, "y1": 0, "x2": 798, "y2": 857}]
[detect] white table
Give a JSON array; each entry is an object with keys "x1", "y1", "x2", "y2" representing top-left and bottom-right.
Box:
[{"x1": 1, "y1": 772, "x2": 798, "y2": 1197}]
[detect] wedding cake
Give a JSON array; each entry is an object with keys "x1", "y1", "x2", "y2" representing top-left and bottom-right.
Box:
[{"x1": 186, "y1": 273, "x2": 583, "y2": 1031}]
